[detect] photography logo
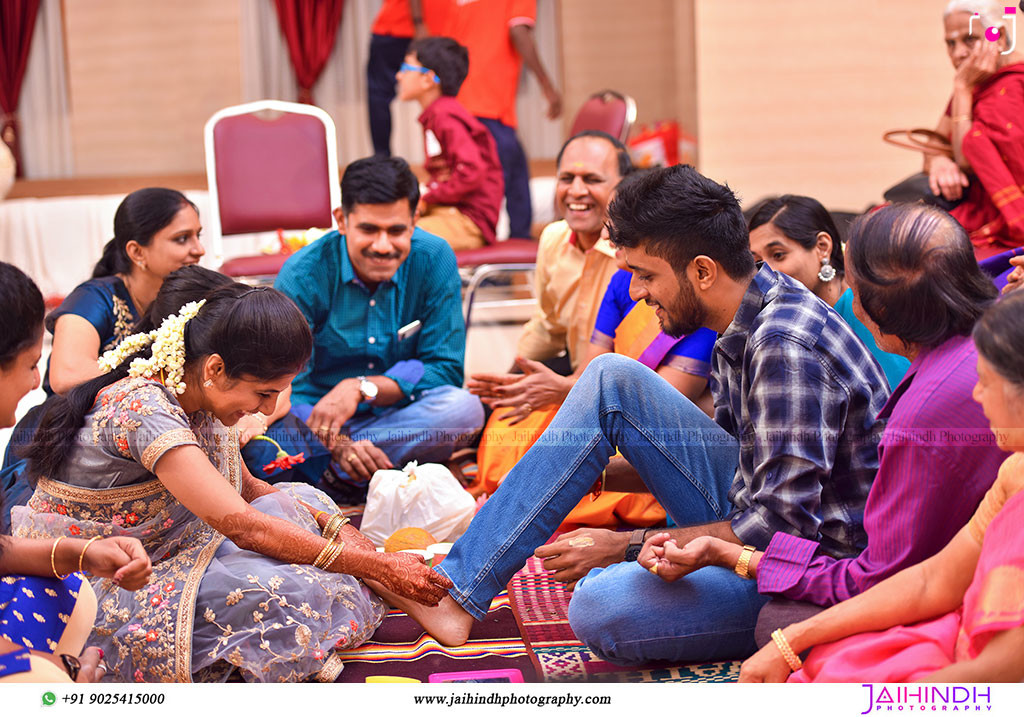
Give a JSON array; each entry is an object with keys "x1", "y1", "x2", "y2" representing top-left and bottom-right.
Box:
[
  {"x1": 860, "y1": 685, "x2": 993, "y2": 714},
  {"x1": 970, "y1": 5, "x2": 1019, "y2": 54}
]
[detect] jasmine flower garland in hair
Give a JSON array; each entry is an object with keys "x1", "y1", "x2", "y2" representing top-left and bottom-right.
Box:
[
  {"x1": 97, "y1": 330, "x2": 155, "y2": 373},
  {"x1": 97, "y1": 299, "x2": 206, "y2": 395}
]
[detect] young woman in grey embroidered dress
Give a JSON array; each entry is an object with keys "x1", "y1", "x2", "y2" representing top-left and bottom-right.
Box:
[{"x1": 15, "y1": 285, "x2": 451, "y2": 682}]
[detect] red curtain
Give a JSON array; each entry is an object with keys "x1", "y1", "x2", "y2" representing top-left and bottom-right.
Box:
[
  {"x1": 273, "y1": 0, "x2": 345, "y2": 104},
  {"x1": 0, "y1": 0, "x2": 40, "y2": 177}
]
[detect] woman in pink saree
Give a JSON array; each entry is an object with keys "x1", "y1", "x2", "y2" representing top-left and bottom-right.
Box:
[{"x1": 737, "y1": 290, "x2": 1024, "y2": 683}]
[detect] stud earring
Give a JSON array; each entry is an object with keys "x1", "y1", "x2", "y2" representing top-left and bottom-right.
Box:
[
  {"x1": 817, "y1": 257, "x2": 836, "y2": 283},
  {"x1": 203, "y1": 379, "x2": 213, "y2": 388}
]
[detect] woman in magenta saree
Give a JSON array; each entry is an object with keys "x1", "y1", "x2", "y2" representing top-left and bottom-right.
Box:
[{"x1": 738, "y1": 290, "x2": 1024, "y2": 683}]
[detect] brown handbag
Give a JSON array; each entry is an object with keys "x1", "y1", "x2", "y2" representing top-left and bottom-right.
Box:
[{"x1": 882, "y1": 128, "x2": 954, "y2": 158}]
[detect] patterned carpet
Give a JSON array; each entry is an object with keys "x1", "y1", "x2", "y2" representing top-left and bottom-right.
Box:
[
  {"x1": 334, "y1": 592, "x2": 538, "y2": 683},
  {"x1": 333, "y1": 553, "x2": 740, "y2": 683}
]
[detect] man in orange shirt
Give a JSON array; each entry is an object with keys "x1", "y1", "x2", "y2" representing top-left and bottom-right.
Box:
[
  {"x1": 367, "y1": 0, "x2": 444, "y2": 156},
  {"x1": 440, "y1": 0, "x2": 561, "y2": 239}
]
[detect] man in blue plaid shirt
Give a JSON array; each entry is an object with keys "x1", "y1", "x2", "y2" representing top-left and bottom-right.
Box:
[{"x1": 411, "y1": 165, "x2": 888, "y2": 665}]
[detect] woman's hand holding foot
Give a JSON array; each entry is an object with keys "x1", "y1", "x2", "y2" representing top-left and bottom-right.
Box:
[{"x1": 373, "y1": 552, "x2": 453, "y2": 606}]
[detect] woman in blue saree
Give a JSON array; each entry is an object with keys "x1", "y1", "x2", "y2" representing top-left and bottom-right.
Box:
[
  {"x1": 48, "y1": 188, "x2": 205, "y2": 395},
  {"x1": 748, "y1": 194, "x2": 910, "y2": 390},
  {"x1": 2, "y1": 188, "x2": 204, "y2": 513}
]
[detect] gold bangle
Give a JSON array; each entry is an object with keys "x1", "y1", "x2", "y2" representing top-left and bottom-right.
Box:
[
  {"x1": 734, "y1": 544, "x2": 757, "y2": 579},
  {"x1": 50, "y1": 537, "x2": 70, "y2": 579},
  {"x1": 321, "y1": 514, "x2": 341, "y2": 540},
  {"x1": 314, "y1": 538, "x2": 345, "y2": 570},
  {"x1": 315, "y1": 542, "x2": 337, "y2": 570},
  {"x1": 322, "y1": 539, "x2": 345, "y2": 570},
  {"x1": 312, "y1": 539, "x2": 337, "y2": 569},
  {"x1": 322, "y1": 514, "x2": 349, "y2": 543},
  {"x1": 952, "y1": 114, "x2": 972, "y2": 123},
  {"x1": 771, "y1": 628, "x2": 803, "y2": 672},
  {"x1": 78, "y1": 536, "x2": 103, "y2": 574},
  {"x1": 334, "y1": 516, "x2": 351, "y2": 535}
]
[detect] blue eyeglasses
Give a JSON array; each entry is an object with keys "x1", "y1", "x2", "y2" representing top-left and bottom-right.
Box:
[{"x1": 399, "y1": 62, "x2": 440, "y2": 84}]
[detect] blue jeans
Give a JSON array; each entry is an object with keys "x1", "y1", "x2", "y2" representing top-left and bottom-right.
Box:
[
  {"x1": 437, "y1": 354, "x2": 766, "y2": 663},
  {"x1": 477, "y1": 117, "x2": 532, "y2": 239},
  {"x1": 366, "y1": 33, "x2": 412, "y2": 157},
  {"x1": 293, "y1": 385, "x2": 484, "y2": 489}
]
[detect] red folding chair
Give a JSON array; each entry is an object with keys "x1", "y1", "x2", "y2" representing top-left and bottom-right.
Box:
[
  {"x1": 569, "y1": 90, "x2": 638, "y2": 144},
  {"x1": 204, "y1": 100, "x2": 340, "y2": 283}
]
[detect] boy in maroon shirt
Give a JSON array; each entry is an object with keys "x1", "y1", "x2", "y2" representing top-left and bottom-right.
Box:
[{"x1": 397, "y1": 37, "x2": 504, "y2": 250}]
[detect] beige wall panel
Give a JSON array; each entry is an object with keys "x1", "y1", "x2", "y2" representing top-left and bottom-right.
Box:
[
  {"x1": 65, "y1": 0, "x2": 242, "y2": 176},
  {"x1": 559, "y1": 0, "x2": 679, "y2": 131},
  {"x1": 674, "y1": 0, "x2": 698, "y2": 141},
  {"x1": 695, "y1": 0, "x2": 954, "y2": 210}
]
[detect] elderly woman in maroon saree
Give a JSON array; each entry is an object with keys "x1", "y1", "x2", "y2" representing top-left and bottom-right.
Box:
[
  {"x1": 952, "y1": 61, "x2": 1024, "y2": 258},
  {"x1": 929, "y1": 2, "x2": 1024, "y2": 259}
]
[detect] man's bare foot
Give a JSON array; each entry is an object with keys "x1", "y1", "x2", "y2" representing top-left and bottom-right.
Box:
[{"x1": 365, "y1": 579, "x2": 475, "y2": 646}]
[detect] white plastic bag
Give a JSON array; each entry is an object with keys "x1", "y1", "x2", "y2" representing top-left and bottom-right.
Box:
[{"x1": 360, "y1": 461, "x2": 476, "y2": 547}]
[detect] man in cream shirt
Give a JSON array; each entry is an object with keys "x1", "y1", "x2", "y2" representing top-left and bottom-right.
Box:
[{"x1": 470, "y1": 130, "x2": 633, "y2": 409}]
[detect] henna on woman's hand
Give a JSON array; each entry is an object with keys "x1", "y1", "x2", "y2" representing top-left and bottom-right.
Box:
[
  {"x1": 293, "y1": 499, "x2": 328, "y2": 529},
  {"x1": 241, "y1": 473, "x2": 279, "y2": 503},
  {"x1": 208, "y1": 507, "x2": 439, "y2": 600},
  {"x1": 340, "y1": 524, "x2": 375, "y2": 552},
  {"x1": 212, "y1": 508, "x2": 324, "y2": 564},
  {"x1": 291, "y1": 501, "x2": 373, "y2": 552},
  {"x1": 334, "y1": 550, "x2": 452, "y2": 605}
]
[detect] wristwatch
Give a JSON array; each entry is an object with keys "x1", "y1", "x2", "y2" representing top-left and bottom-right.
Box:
[
  {"x1": 624, "y1": 528, "x2": 648, "y2": 562},
  {"x1": 357, "y1": 377, "x2": 378, "y2": 404}
]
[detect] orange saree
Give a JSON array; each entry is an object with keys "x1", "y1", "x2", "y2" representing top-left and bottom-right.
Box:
[{"x1": 477, "y1": 299, "x2": 698, "y2": 529}]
